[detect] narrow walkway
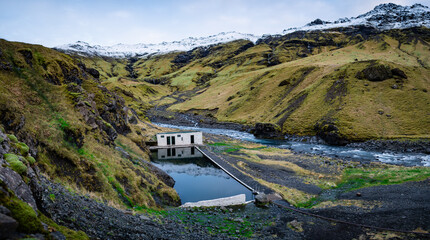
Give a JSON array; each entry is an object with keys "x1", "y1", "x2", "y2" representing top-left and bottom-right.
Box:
[{"x1": 196, "y1": 146, "x2": 270, "y2": 194}]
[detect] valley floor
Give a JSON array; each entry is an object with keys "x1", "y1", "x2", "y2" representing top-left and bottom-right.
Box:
[{"x1": 33, "y1": 132, "x2": 430, "y2": 239}]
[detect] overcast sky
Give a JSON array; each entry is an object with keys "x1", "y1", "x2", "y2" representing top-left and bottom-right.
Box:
[{"x1": 0, "y1": 0, "x2": 428, "y2": 47}]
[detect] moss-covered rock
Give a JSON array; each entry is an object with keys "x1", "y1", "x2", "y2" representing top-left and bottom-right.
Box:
[
  {"x1": 0, "y1": 185, "x2": 44, "y2": 234},
  {"x1": 26, "y1": 156, "x2": 36, "y2": 165},
  {"x1": 16, "y1": 142, "x2": 29, "y2": 156},
  {"x1": 4, "y1": 153, "x2": 27, "y2": 174},
  {"x1": 7, "y1": 134, "x2": 18, "y2": 143}
]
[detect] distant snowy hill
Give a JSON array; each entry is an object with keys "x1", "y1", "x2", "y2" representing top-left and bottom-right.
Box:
[
  {"x1": 55, "y1": 32, "x2": 260, "y2": 58},
  {"x1": 55, "y1": 3, "x2": 430, "y2": 58},
  {"x1": 282, "y1": 3, "x2": 430, "y2": 34}
]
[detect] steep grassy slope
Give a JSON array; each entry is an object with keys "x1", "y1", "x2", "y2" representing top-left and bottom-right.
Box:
[
  {"x1": 0, "y1": 39, "x2": 179, "y2": 209},
  {"x1": 70, "y1": 27, "x2": 430, "y2": 143}
]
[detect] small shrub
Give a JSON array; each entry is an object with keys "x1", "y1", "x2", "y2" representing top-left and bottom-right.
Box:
[
  {"x1": 0, "y1": 137, "x2": 4, "y2": 143},
  {"x1": 57, "y1": 117, "x2": 70, "y2": 130},
  {"x1": 7, "y1": 134, "x2": 18, "y2": 143}
]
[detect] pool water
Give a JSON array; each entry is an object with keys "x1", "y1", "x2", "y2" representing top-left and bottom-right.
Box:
[{"x1": 150, "y1": 147, "x2": 254, "y2": 204}]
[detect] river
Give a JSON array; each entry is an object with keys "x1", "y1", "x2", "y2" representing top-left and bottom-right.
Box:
[{"x1": 155, "y1": 123, "x2": 430, "y2": 167}]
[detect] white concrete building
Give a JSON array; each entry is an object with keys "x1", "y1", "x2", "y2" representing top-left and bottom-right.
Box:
[{"x1": 156, "y1": 131, "x2": 203, "y2": 147}]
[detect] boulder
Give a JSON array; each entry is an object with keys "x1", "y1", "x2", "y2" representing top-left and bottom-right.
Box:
[
  {"x1": 0, "y1": 166, "x2": 38, "y2": 211},
  {"x1": 356, "y1": 64, "x2": 393, "y2": 81},
  {"x1": 253, "y1": 123, "x2": 284, "y2": 139},
  {"x1": 0, "y1": 213, "x2": 18, "y2": 238},
  {"x1": 86, "y1": 68, "x2": 100, "y2": 79},
  {"x1": 254, "y1": 193, "x2": 271, "y2": 207},
  {"x1": 314, "y1": 119, "x2": 349, "y2": 146},
  {"x1": 391, "y1": 68, "x2": 407, "y2": 79},
  {"x1": 128, "y1": 115, "x2": 138, "y2": 124}
]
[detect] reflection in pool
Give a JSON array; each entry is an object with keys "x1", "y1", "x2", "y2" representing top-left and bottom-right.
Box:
[{"x1": 151, "y1": 147, "x2": 254, "y2": 204}]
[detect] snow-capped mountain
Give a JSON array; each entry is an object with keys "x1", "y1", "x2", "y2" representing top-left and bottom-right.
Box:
[
  {"x1": 55, "y1": 3, "x2": 430, "y2": 58},
  {"x1": 282, "y1": 3, "x2": 430, "y2": 34},
  {"x1": 55, "y1": 32, "x2": 260, "y2": 58}
]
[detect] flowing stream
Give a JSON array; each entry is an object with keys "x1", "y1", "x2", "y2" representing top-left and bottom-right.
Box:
[{"x1": 155, "y1": 123, "x2": 430, "y2": 167}]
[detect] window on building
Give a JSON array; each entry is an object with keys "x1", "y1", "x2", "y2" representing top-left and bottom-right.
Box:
[{"x1": 160, "y1": 135, "x2": 164, "y2": 138}]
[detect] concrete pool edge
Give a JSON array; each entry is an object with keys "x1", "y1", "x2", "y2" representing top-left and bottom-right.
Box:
[{"x1": 180, "y1": 194, "x2": 253, "y2": 208}]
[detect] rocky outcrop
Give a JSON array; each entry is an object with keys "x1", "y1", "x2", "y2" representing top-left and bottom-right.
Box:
[
  {"x1": 252, "y1": 123, "x2": 284, "y2": 139},
  {"x1": 143, "y1": 162, "x2": 175, "y2": 188},
  {"x1": 355, "y1": 63, "x2": 392, "y2": 81},
  {"x1": 314, "y1": 118, "x2": 349, "y2": 146},
  {"x1": 0, "y1": 213, "x2": 18, "y2": 238},
  {"x1": 86, "y1": 68, "x2": 100, "y2": 79},
  {"x1": 0, "y1": 167, "x2": 38, "y2": 211}
]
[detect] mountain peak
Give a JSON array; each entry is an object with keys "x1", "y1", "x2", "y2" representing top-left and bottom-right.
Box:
[
  {"x1": 55, "y1": 31, "x2": 260, "y2": 58},
  {"x1": 55, "y1": 3, "x2": 430, "y2": 58},
  {"x1": 283, "y1": 3, "x2": 430, "y2": 34}
]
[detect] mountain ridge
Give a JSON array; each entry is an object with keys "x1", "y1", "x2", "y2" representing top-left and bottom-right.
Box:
[{"x1": 56, "y1": 3, "x2": 430, "y2": 58}]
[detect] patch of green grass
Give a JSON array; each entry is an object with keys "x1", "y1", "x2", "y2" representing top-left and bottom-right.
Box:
[
  {"x1": 57, "y1": 117, "x2": 70, "y2": 131},
  {"x1": 338, "y1": 167, "x2": 430, "y2": 191},
  {"x1": 106, "y1": 175, "x2": 134, "y2": 207},
  {"x1": 296, "y1": 166, "x2": 430, "y2": 209},
  {"x1": 208, "y1": 142, "x2": 266, "y2": 153},
  {"x1": 49, "y1": 193, "x2": 56, "y2": 202},
  {"x1": 295, "y1": 197, "x2": 322, "y2": 209}
]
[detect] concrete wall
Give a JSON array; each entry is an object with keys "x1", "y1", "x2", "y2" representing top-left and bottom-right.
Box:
[
  {"x1": 157, "y1": 147, "x2": 203, "y2": 159},
  {"x1": 156, "y1": 131, "x2": 202, "y2": 146}
]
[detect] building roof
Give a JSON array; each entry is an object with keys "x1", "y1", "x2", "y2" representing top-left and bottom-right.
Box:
[{"x1": 157, "y1": 131, "x2": 201, "y2": 135}]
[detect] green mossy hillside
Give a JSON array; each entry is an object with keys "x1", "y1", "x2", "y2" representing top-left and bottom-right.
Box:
[
  {"x1": 115, "y1": 27, "x2": 429, "y2": 142},
  {"x1": 77, "y1": 28, "x2": 430, "y2": 142},
  {"x1": 0, "y1": 39, "x2": 179, "y2": 210}
]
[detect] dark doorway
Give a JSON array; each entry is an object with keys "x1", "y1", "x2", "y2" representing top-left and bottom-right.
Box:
[
  {"x1": 172, "y1": 136, "x2": 176, "y2": 145},
  {"x1": 167, "y1": 136, "x2": 171, "y2": 145},
  {"x1": 191, "y1": 135, "x2": 195, "y2": 144}
]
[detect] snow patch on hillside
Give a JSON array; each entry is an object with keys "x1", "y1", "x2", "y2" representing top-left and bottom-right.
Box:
[{"x1": 55, "y1": 32, "x2": 260, "y2": 58}]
